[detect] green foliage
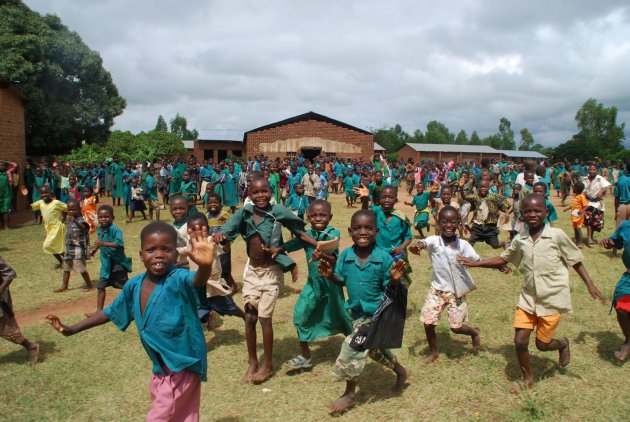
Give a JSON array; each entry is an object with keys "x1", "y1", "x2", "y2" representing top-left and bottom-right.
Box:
[
  {"x1": 455, "y1": 130, "x2": 468, "y2": 145},
  {"x1": 425, "y1": 120, "x2": 454, "y2": 144},
  {"x1": 0, "y1": 0, "x2": 126, "y2": 154},
  {"x1": 154, "y1": 115, "x2": 168, "y2": 132},
  {"x1": 574, "y1": 98, "x2": 625, "y2": 157},
  {"x1": 170, "y1": 113, "x2": 198, "y2": 140},
  {"x1": 497, "y1": 117, "x2": 516, "y2": 150},
  {"x1": 372, "y1": 124, "x2": 410, "y2": 152},
  {"x1": 469, "y1": 131, "x2": 482, "y2": 145},
  {"x1": 518, "y1": 128, "x2": 535, "y2": 151}
]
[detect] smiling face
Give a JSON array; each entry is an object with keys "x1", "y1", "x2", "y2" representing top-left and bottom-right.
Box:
[
  {"x1": 478, "y1": 180, "x2": 489, "y2": 196},
  {"x1": 249, "y1": 178, "x2": 272, "y2": 208},
  {"x1": 348, "y1": 212, "x2": 377, "y2": 249},
  {"x1": 520, "y1": 195, "x2": 548, "y2": 228},
  {"x1": 437, "y1": 208, "x2": 459, "y2": 238},
  {"x1": 169, "y1": 197, "x2": 188, "y2": 223},
  {"x1": 66, "y1": 201, "x2": 80, "y2": 218},
  {"x1": 40, "y1": 186, "x2": 53, "y2": 203},
  {"x1": 206, "y1": 196, "x2": 222, "y2": 215},
  {"x1": 140, "y1": 232, "x2": 177, "y2": 277},
  {"x1": 379, "y1": 186, "x2": 397, "y2": 212},
  {"x1": 308, "y1": 202, "x2": 332, "y2": 231},
  {"x1": 440, "y1": 186, "x2": 453, "y2": 204}
]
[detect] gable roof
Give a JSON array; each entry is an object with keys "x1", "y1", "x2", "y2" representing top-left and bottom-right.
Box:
[
  {"x1": 374, "y1": 142, "x2": 385, "y2": 151},
  {"x1": 196, "y1": 129, "x2": 244, "y2": 143},
  {"x1": 497, "y1": 150, "x2": 547, "y2": 159},
  {"x1": 245, "y1": 111, "x2": 372, "y2": 136},
  {"x1": 400, "y1": 143, "x2": 499, "y2": 154}
]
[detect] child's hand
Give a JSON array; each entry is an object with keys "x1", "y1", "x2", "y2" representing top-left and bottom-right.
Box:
[
  {"x1": 458, "y1": 176, "x2": 467, "y2": 187},
  {"x1": 318, "y1": 259, "x2": 333, "y2": 278},
  {"x1": 408, "y1": 243, "x2": 421, "y2": 255},
  {"x1": 218, "y1": 215, "x2": 228, "y2": 223},
  {"x1": 456, "y1": 254, "x2": 476, "y2": 267},
  {"x1": 353, "y1": 184, "x2": 369, "y2": 198},
  {"x1": 212, "y1": 232, "x2": 226, "y2": 244},
  {"x1": 261, "y1": 245, "x2": 282, "y2": 259},
  {"x1": 46, "y1": 315, "x2": 71, "y2": 336},
  {"x1": 185, "y1": 225, "x2": 215, "y2": 268},
  {"x1": 187, "y1": 225, "x2": 204, "y2": 240},
  {"x1": 390, "y1": 260, "x2": 408, "y2": 282},
  {"x1": 600, "y1": 239, "x2": 614, "y2": 249},
  {"x1": 498, "y1": 265, "x2": 512, "y2": 274},
  {"x1": 391, "y1": 246, "x2": 404, "y2": 256},
  {"x1": 588, "y1": 285, "x2": 606, "y2": 305},
  {"x1": 431, "y1": 181, "x2": 440, "y2": 193},
  {"x1": 93, "y1": 239, "x2": 103, "y2": 247}
]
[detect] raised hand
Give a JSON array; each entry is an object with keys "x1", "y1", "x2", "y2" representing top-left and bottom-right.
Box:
[
  {"x1": 185, "y1": 225, "x2": 215, "y2": 268},
  {"x1": 390, "y1": 260, "x2": 408, "y2": 282},
  {"x1": 46, "y1": 315, "x2": 71, "y2": 336},
  {"x1": 353, "y1": 184, "x2": 369, "y2": 198},
  {"x1": 318, "y1": 259, "x2": 333, "y2": 278}
]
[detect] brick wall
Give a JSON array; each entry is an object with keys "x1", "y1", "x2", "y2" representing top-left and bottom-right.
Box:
[
  {"x1": 245, "y1": 119, "x2": 373, "y2": 160},
  {"x1": 0, "y1": 87, "x2": 27, "y2": 208},
  {"x1": 193, "y1": 141, "x2": 244, "y2": 163}
]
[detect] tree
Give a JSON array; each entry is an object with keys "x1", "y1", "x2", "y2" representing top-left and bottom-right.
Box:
[
  {"x1": 575, "y1": 98, "x2": 625, "y2": 157},
  {"x1": 498, "y1": 117, "x2": 515, "y2": 150},
  {"x1": 455, "y1": 130, "x2": 469, "y2": 145},
  {"x1": 519, "y1": 128, "x2": 535, "y2": 151},
  {"x1": 469, "y1": 131, "x2": 482, "y2": 145},
  {"x1": 155, "y1": 115, "x2": 168, "y2": 132},
  {"x1": 169, "y1": 113, "x2": 199, "y2": 140},
  {"x1": 410, "y1": 129, "x2": 426, "y2": 143},
  {"x1": 372, "y1": 124, "x2": 409, "y2": 152},
  {"x1": 482, "y1": 134, "x2": 502, "y2": 149},
  {"x1": 425, "y1": 120, "x2": 454, "y2": 144},
  {"x1": 0, "y1": 0, "x2": 126, "y2": 154}
]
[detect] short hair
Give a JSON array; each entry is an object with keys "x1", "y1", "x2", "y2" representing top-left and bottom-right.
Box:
[
  {"x1": 169, "y1": 195, "x2": 187, "y2": 205},
  {"x1": 573, "y1": 181, "x2": 585, "y2": 192},
  {"x1": 533, "y1": 181, "x2": 547, "y2": 192},
  {"x1": 66, "y1": 198, "x2": 81, "y2": 208},
  {"x1": 438, "y1": 205, "x2": 459, "y2": 220},
  {"x1": 350, "y1": 209, "x2": 376, "y2": 225},
  {"x1": 520, "y1": 193, "x2": 546, "y2": 209},
  {"x1": 381, "y1": 185, "x2": 398, "y2": 194},
  {"x1": 140, "y1": 221, "x2": 178, "y2": 248},
  {"x1": 205, "y1": 192, "x2": 222, "y2": 204},
  {"x1": 97, "y1": 204, "x2": 114, "y2": 216},
  {"x1": 249, "y1": 177, "x2": 271, "y2": 189},
  {"x1": 308, "y1": 199, "x2": 331, "y2": 213},
  {"x1": 440, "y1": 185, "x2": 453, "y2": 193},
  {"x1": 187, "y1": 212, "x2": 208, "y2": 229}
]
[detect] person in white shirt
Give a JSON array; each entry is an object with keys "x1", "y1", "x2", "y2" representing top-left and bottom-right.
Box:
[{"x1": 581, "y1": 164, "x2": 612, "y2": 244}]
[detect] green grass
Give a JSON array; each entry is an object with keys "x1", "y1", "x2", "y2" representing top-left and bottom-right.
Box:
[{"x1": 1, "y1": 194, "x2": 628, "y2": 421}]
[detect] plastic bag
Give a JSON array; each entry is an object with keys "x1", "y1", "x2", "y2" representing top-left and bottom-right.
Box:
[{"x1": 364, "y1": 281, "x2": 408, "y2": 350}]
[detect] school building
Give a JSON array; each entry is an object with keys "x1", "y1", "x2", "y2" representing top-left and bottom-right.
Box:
[
  {"x1": 192, "y1": 111, "x2": 374, "y2": 162},
  {"x1": 0, "y1": 80, "x2": 27, "y2": 207},
  {"x1": 397, "y1": 143, "x2": 503, "y2": 163}
]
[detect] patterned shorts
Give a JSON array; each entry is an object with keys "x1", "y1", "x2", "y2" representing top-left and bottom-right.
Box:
[{"x1": 420, "y1": 288, "x2": 469, "y2": 328}]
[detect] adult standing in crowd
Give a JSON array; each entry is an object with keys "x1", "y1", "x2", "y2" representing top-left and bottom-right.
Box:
[{"x1": 582, "y1": 164, "x2": 612, "y2": 245}]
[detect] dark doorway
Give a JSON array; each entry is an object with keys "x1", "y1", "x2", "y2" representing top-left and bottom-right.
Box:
[
  {"x1": 203, "y1": 149, "x2": 214, "y2": 161},
  {"x1": 301, "y1": 147, "x2": 321, "y2": 162},
  {"x1": 218, "y1": 149, "x2": 228, "y2": 162}
]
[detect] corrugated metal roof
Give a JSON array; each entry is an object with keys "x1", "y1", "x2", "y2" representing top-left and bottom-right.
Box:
[
  {"x1": 182, "y1": 140, "x2": 194, "y2": 150},
  {"x1": 402, "y1": 143, "x2": 499, "y2": 154},
  {"x1": 245, "y1": 111, "x2": 373, "y2": 136},
  {"x1": 197, "y1": 129, "x2": 244, "y2": 142},
  {"x1": 497, "y1": 150, "x2": 547, "y2": 159},
  {"x1": 374, "y1": 142, "x2": 385, "y2": 151}
]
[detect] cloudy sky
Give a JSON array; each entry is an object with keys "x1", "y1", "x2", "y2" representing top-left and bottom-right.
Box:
[{"x1": 24, "y1": 0, "x2": 630, "y2": 147}]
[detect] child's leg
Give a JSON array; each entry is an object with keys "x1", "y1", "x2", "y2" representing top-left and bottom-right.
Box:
[
  {"x1": 147, "y1": 370, "x2": 201, "y2": 422},
  {"x1": 573, "y1": 227, "x2": 584, "y2": 247},
  {"x1": 535, "y1": 336, "x2": 570, "y2": 367},
  {"x1": 423, "y1": 324, "x2": 439, "y2": 363},
  {"x1": 419, "y1": 289, "x2": 442, "y2": 363},
  {"x1": 299, "y1": 341, "x2": 311, "y2": 360},
  {"x1": 140, "y1": 210, "x2": 147, "y2": 219},
  {"x1": 368, "y1": 348, "x2": 408, "y2": 392},
  {"x1": 243, "y1": 305, "x2": 259, "y2": 382},
  {"x1": 249, "y1": 316, "x2": 274, "y2": 382},
  {"x1": 615, "y1": 308, "x2": 630, "y2": 361},
  {"x1": 447, "y1": 294, "x2": 481, "y2": 350},
  {"x1": 80, "y1": 271, "x2": 93, "y2": 290},
  {"x1": 451, "y1": 325, "x2": 481, "y2": 350},
  {"x1": 96, "y1": 287, "x2": 106, "y2": 311},
  {"x1": 55, "y1": 271, "x2": 71, "y2": 292},
  {"x1": 512, "y1": 328, "x2": 535, "y2": 392},
  {"x1": 1, "y1": 313, "x2": 39, "y2": 364}
]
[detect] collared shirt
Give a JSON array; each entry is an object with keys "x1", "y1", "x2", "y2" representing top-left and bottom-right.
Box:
[
  {"x1": 501, "y1": 225, "x2": 583, "y2": 316},
  {"x1": 581, "y1": 175, "x2": 611, "y2": 211},
  {"x1": 370, "y1": 205, "x2": 412, "y2": 254},
  {"x1": 466, "y1": 193, "x2": 510, "y2": 225},
  {"x1": 610, "y1": 220, "x2": 630, "y2": 270},
  {"x1": 334, "y1": 245, "x2": 394, "y2": 319},
  {"x1": 97, "y1": 224, "x2": 132, "y2": 279},
  {"x1": 301, "y1": 173, "x2": 321, "y2": 197},
  {"x1": 64, "y1": 216, "x2": 89, "y2": 260},
  {"x1": 104, "y1": 267, "x2": 207, "y2": 380},
  {"x1": 285, "y1": 193, "x2": 310, "y2": 215},
  {"x1": 614, "y1": 173, "x2": 630, "y2": 205},
  {"x1": 420, "y1": 236, "x2": 479, "y2": 292}
]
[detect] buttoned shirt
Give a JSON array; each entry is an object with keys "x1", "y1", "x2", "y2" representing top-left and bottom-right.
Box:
[{"x1": 581, "y1": 175, "x2": 611, "y2": 211}]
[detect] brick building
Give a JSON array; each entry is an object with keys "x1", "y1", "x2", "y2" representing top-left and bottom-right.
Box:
[
  {"x1": 0, "y1": 80, "x2": 27, "y2": 206},
  {"x1": 398, "y1": 143, "x2": 502, "y2": 163},
  {"x1": 193, "y1": 129, "x2": 244, "y2": 163},
  {"x1": 244, "y1": 112, "x2": 374, "y2": 161}
]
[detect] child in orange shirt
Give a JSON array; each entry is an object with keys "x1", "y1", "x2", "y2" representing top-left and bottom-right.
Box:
[
  {"x1": 564, "y1": 181, "x2": 588, "y2": 248},
  {"x1": 81, "y1": 186, "x2": 99, "y2": 233}
]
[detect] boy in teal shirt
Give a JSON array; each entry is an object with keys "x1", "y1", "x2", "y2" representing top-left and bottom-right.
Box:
[
  {"x1": 47, "y1": 221, "x2": 215, "y2": 421},
  {"x1": 319, "y1": 209, "x2": 409, "y2": 413}
]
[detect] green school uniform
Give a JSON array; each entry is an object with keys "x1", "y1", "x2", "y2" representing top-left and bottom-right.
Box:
[
  {"x1": 97, "y1": 224, "x2": 132, "y2": 280},
  {"x1": 370, "y1": 205, "x2": 412, "y2": 254},
  {"x1": 410, "y1": 192, "x2": 430, "y2": 229}
]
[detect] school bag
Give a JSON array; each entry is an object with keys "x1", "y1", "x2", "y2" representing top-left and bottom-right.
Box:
[{"x1": 363, "y1": 281, "x2": 408, "y2": 350}]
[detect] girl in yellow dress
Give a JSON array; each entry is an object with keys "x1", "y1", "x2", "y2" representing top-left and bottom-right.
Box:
[{"x1": 31, "y1": 186, "x2": 67, "y2": 268}]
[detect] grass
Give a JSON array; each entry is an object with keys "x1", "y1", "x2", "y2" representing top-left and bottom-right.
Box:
[{"x1": 1, "y1": 192, "x2": 628, "y2": 421}]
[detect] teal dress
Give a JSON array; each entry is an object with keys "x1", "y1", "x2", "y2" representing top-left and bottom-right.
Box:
[
  {"x1": 109, "y1": 163, "x2": 124, "y2": 199},
  {"x1": 223, "y1": 172, "x2": 238, "y2": 207},
  {"x1": 122, "y1": 171, "x2": 133, "y2": 206},
  {"x1": 169, "y1": 163, "x2": 186, "y2": 195},
  {"x1": 285, "y1": 227, "x2": 352, "y2": 342},
  {"x1": 410, "y1": 192, "x2": 430, "y2": 230}
]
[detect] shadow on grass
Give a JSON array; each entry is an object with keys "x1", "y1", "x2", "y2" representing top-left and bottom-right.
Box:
[
  {"x1": 271, "y1": 335, "x2": 345, "y2": 374},
  {"x1": 351, "y1": 362, "x2": 409, "y2": 408},
  {"x1": 575, "y1": 330, "x2": 625, "y2": 366},
  {"x1": 0, "y1": 340, "x2": 58, "y2": 365},
  {"x1": 206, "y1": 328, "x2": 245, "y2": 352},
  {"x1": 407, "y1": 330, "x2": 475, "y2": 360}
]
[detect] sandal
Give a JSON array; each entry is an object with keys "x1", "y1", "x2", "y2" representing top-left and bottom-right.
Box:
[{"x1": 284, "y1": 355, "x2": 312, "y2": 369}]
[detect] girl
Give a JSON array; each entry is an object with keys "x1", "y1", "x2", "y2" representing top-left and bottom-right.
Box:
[
  {"x1": 81, "y1": 186, "x2": 99, "y2": 233},
  {"x1": 31, "y1": 186, "x2": 67, "y2": 268}
]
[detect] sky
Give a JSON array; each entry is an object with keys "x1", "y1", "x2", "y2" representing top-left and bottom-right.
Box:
[{"x1": 23, "y1": 0, "x2": 630, "y2": 147}]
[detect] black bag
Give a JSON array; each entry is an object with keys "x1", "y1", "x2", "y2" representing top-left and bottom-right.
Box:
[
  {"x1": 364, "y1": 281, "x2": 408, "y2": 350},
  {"x1": 348, "y1": 322, "x2": 371, "y2": 351}
]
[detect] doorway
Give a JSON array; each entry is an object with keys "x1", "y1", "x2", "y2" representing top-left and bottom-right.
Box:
[{"x1": 301, "y1": 147, "x2": 321, "y2": 162}]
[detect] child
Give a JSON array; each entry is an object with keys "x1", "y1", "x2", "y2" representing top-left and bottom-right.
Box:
[
  {"x1": 318, "y1": 210, "x2": 409, "y2": 412},
  {"x1": 405, "y1": 183, "x2": 430, "y2": 238},
  {"x1": 600, "y1": 220, "x2": 630, "y2": 361},
  {"x1": 47, "y1": 222, "x2": 214, "y2": 421},
  {"x1": 31, "y1": 186, "x2": 67, "y2": 268},
  {"x1": 81, "y1": 186, "x2": 98, "y2": 233},
  {"x1": 459, "y1": 179, "x2": 510, "y2": 250},
  {"x1": 342, "y1": 169, "x2": 359, "y2": 208},
  {"x1": 90, "y1": 205, "x2": 132, "y2": 313},
  {"x1": 563, "y1": 181, "x2": 589, "y2": 248},
  {"x1": 206, "y1": 193, "x2": 238, "y2": 293},
  {"x1": 429, "y1": 183, "x2": 461, "y2": 236},
  {"x1": 0, "y1": 256, "x2": 40, "y2": 364},
  {"x1": 170, "y1": 196, "x2": 191, "y2": 268},
  {"x1": 506, "y1": 183, "x2": 523, "y2": 240},
  {"x1": 145, "y1": 168, "x2": 160, "y2": 221},
  {"x1": 368, "y1": 171, "x2": 389, "y2": 206},
  {"x1": 55, "y1": 198, "x2": 93, "y2": 293},
  {"x1": 283, "y1": 200, "x2": 352, "y2": 370},
  {"x1": 186, "y1": 212, "x2": 244, "y2": 328},
  {"x1": 213, "y1": 177, "x2": 318, "y2": 383},
  {"x1": 67, "y1": 175, "x2": 81, "y2": 202},
  {"x1": 459, "y1": 194, "x2": 605, "y2": 393},
  {"x1": 285, "y1": 183, "x2": 310, "y2": 220},
  {"x1": 409, "y1": 206, "x2": 482, "y2": 363},
  {"x1": 127, "y1": 178, "x2": 148, "y2": 223},
  {"x1": 532, "y1": 182, "x2": 557, "y2": 225},
  {"x1": 180, "y1": 171, "x2": 198, "y2": 217}
]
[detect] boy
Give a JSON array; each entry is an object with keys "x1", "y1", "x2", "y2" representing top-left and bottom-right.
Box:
[
  {"x1": 318, "y1": 210, "x2": 409, "y2": 412},
  {"x1": 285, "y1": 183, "x2": 310, "y2": 220},
  {"x1": 213, "y1": 177, "x2": 319, "y2": 383},
  {"x1": 55, "y1": 198, "x2": 93, "y2": 293},
  {"x1": 563, "y1": 181, "x2": 589, "y2": 248},
  {"x1": 283, "y1": 200, "x2": 352, "y2": 370},
  {"x1": 368, "y1": 171, "x2": 389, "y2": 206},
  {"x1": 409, "y1": 206, "x2": 482, "y2": 363},
  {"x1": 405, "y1": 183, "x2": 430, "y2": 238},
  {"x1": 145, "y1": 168, "x2": 160, "y2": 221},
  {"x1": 342, "y1": 168, "x2": 359, "y2": 208},
  {"x1": 127, "y1": 178, "x2": 147, "y2": 223},
  {"x1": 170, "y1": 196, "x2": 190, "y2": 268},
  {"x1": 459, "y1": 178, "x2": 510, "y2": 250},
  {"x1": 90, "y1": 205, "x2": 132, "y2": 313},
  {"x1": 459, "y1": 194, "x2": 605, "y2": 393},
  {"x1": 532, "y1": 182, "x2": 557, "y2": 225},
  {"x1": 429, "y1": 183, "x2": 461, "y2": 236},
  {"x1": 47, "y1": 222, "x2": 214, "y2": 421}
]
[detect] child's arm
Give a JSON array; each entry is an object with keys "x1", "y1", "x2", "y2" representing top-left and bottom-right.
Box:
[
  {"x1": 389, "y1": 260, "x2": 408, "y2": 285},
  {"x1": 408, "y1": 240, "x2": 428, "y2": 255},
  {"x1": 318, "y1": 259, "x2": 343, "y2": 286},
  {"x1": 572, "y1": 262, "x2": 606, "y2": 304},
  {"x1": 354, "y1": 184, "x2": 370, "y2": 209},
  {"x1": 185, "y1": 226, "x2": 215, "y2": 288},
  {"x1": 46, "y1": 311, "x2": 109, "y2": 336},
  {"x1": 458, "y1": 255, "x2": 508, "y2": 269}
]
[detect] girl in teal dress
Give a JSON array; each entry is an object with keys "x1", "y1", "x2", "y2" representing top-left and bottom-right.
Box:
[
  {"x1": 180, "y1": 171, "x2": 198, "y2": 218},
  {"x1": 222, "y1": 167, "x2": 239, "y2": 213},
  {"x1": 405, "y1": 183, "x2": 431, "y2": 238}
]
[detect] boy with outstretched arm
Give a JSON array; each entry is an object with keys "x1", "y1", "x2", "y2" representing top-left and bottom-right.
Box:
[
  {"x1": 318, "y1": 209, "x2": 409, "y2": 413},
  {"x1": 458, "y1": 194, "x2": 605, "y2": 393},
  {"x1": 212, "y1": 177, "x2": 319, "y2": 383},
  {"x1": 47, "y1": 222, "x2": 214, "y2": 421}
]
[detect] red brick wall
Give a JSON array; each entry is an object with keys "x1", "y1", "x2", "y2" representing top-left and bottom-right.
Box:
[
  {"x1": 245, "y1": 119, "x2": 373, "y2": 160},
  {"x1": 193, "y1": 141, "x2": 244, "y2": 163},
  {"x1": 0, "y1": 87, "x2": 26, "y2": 207}
]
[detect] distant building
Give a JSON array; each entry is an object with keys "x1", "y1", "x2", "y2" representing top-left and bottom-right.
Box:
[
  {"x1": 374, "y1": 142, "x2": 386, "y2": 154},
  {"x1": 497, "y1": 150, "x2": 547, "y2": 160},
  {"x1": 193, "y1": 129, "x2": 244, "y2": 163},
  {"x1": 0, "y1": 80, "x2": 27, "y2": 207},
  {"x1": 398, "y1": 143, "x2": 502, "y2": 163}
]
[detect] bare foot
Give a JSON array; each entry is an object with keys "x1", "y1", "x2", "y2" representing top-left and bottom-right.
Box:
[
  {"x1": 53, "y1": 287, "x2": 68, "y2": 293},
  {"x1": 471, "y1": 328, "x2": 482, "y2": 351},
  {"x1": 84, "y1": 312, "x2": 95, "y2": 318},
  {"x1": 328, "y1": 393, "x2": 356, "y2": 413},
  {"x1": 250, "y1": 365, "x2": 274, "y2": 383},
  {"x1": 421, "y1": 353, "x2": 439, "y2": 364},
  {"x1": 559, "y1": 338, "x2": 571, "y2": 367},
  {"x1": 28, "y1": 343, "x2": 40, "y2": 364},
  {"x1": 614, "y1": 344, "x2": 630, "y2": 361},
  {"x1": 509, "y1": 378, "x2": 534, "y2": 394},
  {"x1": 81, "y1": 286, "x2": 94, "y2": 292},
  {"x1": 242, "y1": 362, "x2": 258, "y2": 383},
  {"x1": 393, "y1": 365, "x2": 409, "y2": 393}
]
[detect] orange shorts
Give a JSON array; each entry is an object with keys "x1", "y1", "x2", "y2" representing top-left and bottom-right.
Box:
[{"x1": 513, "y1": 308, "x2": 561, "y2": 343}]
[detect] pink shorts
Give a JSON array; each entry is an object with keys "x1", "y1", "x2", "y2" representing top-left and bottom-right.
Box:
[{"x1": 147, "y1": 369, "x2": 201, "y2": 422}]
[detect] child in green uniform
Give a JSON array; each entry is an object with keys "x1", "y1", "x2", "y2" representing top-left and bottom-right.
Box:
[
  {"x1": 342, "y1": 169, "x2": 359, "y2": 208},
  {"x1": 318, "y1": 210, "x2": 409, "y2": 412},
  {"x1": 284, "y1": 200, "x2": 352, "y2": 370},
  {"x1": 533, "y1": 182, "x2": 558, "y2": 225},
  {"x1": 405, "y1": 183, "x2": 430, "y2": 238}
]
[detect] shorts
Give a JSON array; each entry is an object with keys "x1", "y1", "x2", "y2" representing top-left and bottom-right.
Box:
[
  {"x1": 207, "y1": 296, "x2": 240, "y2": 316},
  {"x1": 96, "y1": 267, "x2": 129, "y2": 289},
  {"x1": 513, "y1": 307, "x2": 561, "y2": 343},
  {"x1": 242, "y1": 264, "x2": 283, "y2": 318},
  {"x1": 469, "y1": 223, "x2": 501, "y2": 248},
  {"x1": 616, "y1": 295, "x2": 630, "y2": 313},
  {"x1": 616, "y1": 203, "x2": 630, "y2": 227},
  {"x1": 148, "y1": 369, "x2": 201, "y2": 422},
  {"x1": 62, "y1": 258, "x2": 87, "y2": 273},
  {"x1": 420, "y1": 288, "x2": 468, "y2": 328}
]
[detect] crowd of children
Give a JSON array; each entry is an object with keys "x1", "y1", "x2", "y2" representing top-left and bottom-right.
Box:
[{"x1": 3, "y1": 153, "x2": 630, "y2": 419}]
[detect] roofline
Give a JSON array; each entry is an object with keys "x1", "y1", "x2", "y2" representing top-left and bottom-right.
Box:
[
  {"x1": 395, "y1": 143, "x2": 500, "y2": 153},
  {"x1": 245, "y1": 111, "x2": 373, "y2": 137},
  {"x1": 0, "y1": 79, "x2": 28, "y2": 102}
]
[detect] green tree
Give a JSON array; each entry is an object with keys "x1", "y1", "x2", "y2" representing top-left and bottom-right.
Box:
[
  {"x1": 0, "y1": 0, "x2": 126, "y2": 154},
  {"x1": 469, "y1": 131, "x2": 482, "y2": 145},
  {"x1": 575, "y1": 98, "x2": 625, "y2": 157},
  {"x1": 482, "y1": 134, "x2": 502, "y2": 149},
  {"x1": 425, "y1": 120, "x2": 454, "y2": 144},
  {"x1": 155, "y1": 115, "x2": 168, "y2": 132},
  {"x1": 170, "y1": 113, "x2": 199, "y2": 140},
  {"x1": 372, "y1": 124, "x2": 409, "y2": 151},
  {"x1": 498, "y1": 117, "x2": 515, "y2": 150},
  {"x1": 519, "y1": 128, "x2": 535, "y2": 151},
  {"x1": 455, "y1": 130, "x2": 469, "y2": 145},
  {"x1": 410, "y1": 129, "x2": 426, "y2": 143}
]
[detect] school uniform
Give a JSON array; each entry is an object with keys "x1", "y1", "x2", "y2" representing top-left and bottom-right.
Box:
[
  {"x1": 410, "y1": 192, "x2": 430, "y2": 230},
  {"x1": 96, "y1": 224, "x2": 132, "y2": 289},
  {"x1": 608, "y1": 221, "x2": 630, "y2": 313},
  {"x1": 285, "y1": 193, "x2": 309, "y2": 219}
]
